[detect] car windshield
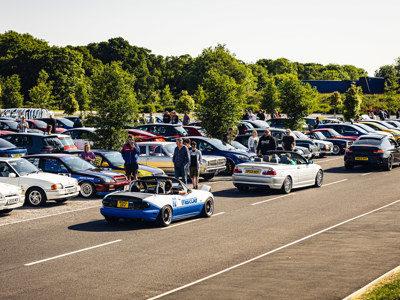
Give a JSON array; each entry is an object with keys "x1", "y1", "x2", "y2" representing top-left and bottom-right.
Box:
[
  {"x1": 312, "y1": 131, "x2": 326, "y2": 139},
  {"x1": 32, "y1": 120, "x2": 47, "y2": 128},
  {"x1": 0, "y1": 138, "x2": 16, "y2": 148},
  {"x1": 9, "y1": 159, "x2": 39, "y2": 176},
  {"x1": 354, "y1": 138, "x2": 382, "y2": 145},
  {"x1": 294, "y1": 131, "x2": 309, "y2": 139},
  {"x1": 197, "y1": 128, "x2": 208, "y2": 136},
  {"x1": 5, "y1": 121, "x2": 18, "y2": 130},
  {"x1": 375, "y1": 121, "x2": 394, "y2": 129},
  {"x1": 103, "y1": 152, "x2": 125, "y2": 166},
  {"x1": 231, "y1": 141, "x2": 248, "y2": 150},
  {"x1": 328, "y1": 129, "x2": 341, "y2": 137},
  {"x1": 174, "y1": 126, "x2": 188, "y2": 136},
  {"x1": 44, "y1": 137, "x2": 65, "y2": 151},
  {"x1": 164, "y1": 144, "x2": 177, "y2": 155},
  {"x1": 206, "y1": 138, "x2": 236, "y2": 150},
  {"x1": 60, "y1": 156, "x2": 96, "y2": 171},
  {"x1": 58, "y1": 118, "x2": 74, "y2": 128},
  {"x1": 59, "y1": 137, "x2": 75, "y2": 146}
]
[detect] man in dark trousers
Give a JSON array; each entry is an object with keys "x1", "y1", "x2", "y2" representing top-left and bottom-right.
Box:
[
  {"x1": 282, "y1": 129, "x2": 296, "y2": 151},
  {"x1": 49, "y1": 114, "x2": 57, "y2": 134},
  {"x1": 173, "y1": 138, "x2": 190, "y2": 184},
  {"x1": 121, "y1": 135, "x2": 140, "y2": 182},
  {"x1": 256, "y1": 129, "x2": 277, "y2": 156}
]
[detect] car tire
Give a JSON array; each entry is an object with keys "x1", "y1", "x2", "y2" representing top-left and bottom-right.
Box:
[
  {"x1": 80, "y1": 181, "x2": 96, "y2": 198},
  {"x1": 224, "y1": 159, "x2": 235, "y2": 175},
  {"x1": 105, "y1": 216, "x2": 119, "y2": 223},
  {"x1": 281, "y1": 176, "x2": 292, "y2": 194},
  {"x1": 314, "y1": 170, "x2": 323, "y2": 187},
  {"x1": 202, "y1": 174, "x2": 215, "y2": 180},
  {"x1": 332, "y1": 145, "x2": 342, "y2": 155},
  {"x1": 1, "y1": 209, "x2": 13, "y2": 214},
  {"x1": 25, "y1": 187, "x2": 47, "y2": 206},
  {"x1": 200, "y1": 197, "x2": 214, "y2": 218},
  {"x1": 383, "y1": 155, "x2": 393, "y2": 171},
  {"x1": 344, "y1": 162, "x2": 354, "y2": 170},
  {"x1": 157, "y1": 205, "x2": 173, "y2": 227}
]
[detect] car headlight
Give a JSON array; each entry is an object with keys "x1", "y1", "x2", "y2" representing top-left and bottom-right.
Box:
[
  {"x1": 201, "y1": 158, "x2": 208, "y2": 165},
  {"x1": 51, "y1": 183, "x2": 63, "y2": 190},
  {"x1": 234, "y1": 155, "x2": 249, "y2": 161},
  {"x1": 390, "y1": 132, "x2": 400, "y2": 137},
  {"x1": 100, "y1": 177, "x2": 115, "y2": 183}
]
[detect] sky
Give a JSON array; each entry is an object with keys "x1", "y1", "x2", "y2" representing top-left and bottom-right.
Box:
[{"x1": 1, "y1": 0, "x2": 399, "y2": 76}]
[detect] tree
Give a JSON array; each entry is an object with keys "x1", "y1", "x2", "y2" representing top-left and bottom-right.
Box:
[
  {"x1": 63, "y1": 93, "x2": 79, "y2": 115},
  {"x1": 384, "y1": 75, "x2": 400, "y2": 113},
  {"x1": 28, "y1": 69, "x2": 53, "y2": 108},
  {"x1": 327, "y1": 91, "x2": 342, "y2": 117},
  {"x1": 175, "y1": 90, "x2": 195, "y2": 113},
  {"x1": 159, "y1": 85, "x2": 174, "y2": 106},
  {"x1": 0, "y1": 74, "x2": 24, "y2": 108},
  {"x1": 343, "y1": 82, "x2": 363, "y2": 121},
  {"x1": 195, "y1": 70, "x2": 246, "y2": 138},
  {"x1": 261, "y1": 77, "x2": 279, "y2": 114},
  {"x1": 89, "y1": 62, "x2": 137, "y2": 150},
  {"x1": 278, "y1": 75, "x2": 317, "y2": 130}
]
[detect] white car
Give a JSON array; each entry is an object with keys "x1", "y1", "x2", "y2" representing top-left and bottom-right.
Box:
[
  {"x1": 232, "y1": 150, "x2": 323, "y2": 194},
  {"x1": 293, "y1": 131, "x2": 334, "y2": 156},
  {"x1": 0, "y1": 158, "x2": 80, "y2": 206},
  {"x1": 0, "y1": 182, "x2": 24, "y2": 214}
]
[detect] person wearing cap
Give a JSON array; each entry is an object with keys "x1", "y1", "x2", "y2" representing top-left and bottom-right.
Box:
[
  {"x1": 81, "y1": 143, "x2": 96, "y2": 164},
  {"x1": 17, "y1": 115, "x2": 29, "y2": 133},
  {"x1": 256, "y1": 129, "x2": 277, "y2": 156},
  {"x1": 282, "y1": 129, "x2": 296, "y2": 151}
]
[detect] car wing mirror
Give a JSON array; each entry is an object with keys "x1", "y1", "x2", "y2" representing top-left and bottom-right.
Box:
[
  {"x1": 8, "y1": 173, "x2": 16, "y2": 178},
  {"x1": 308, "y1": 159, "x2": 314, "y2": 165}
]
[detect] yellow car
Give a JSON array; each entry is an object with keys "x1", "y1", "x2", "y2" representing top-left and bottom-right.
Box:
[{"x1": 356, "y1": 121, "x2": 400, "y2": 141}]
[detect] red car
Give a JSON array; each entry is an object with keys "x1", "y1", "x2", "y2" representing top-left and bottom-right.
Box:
[
  {"x1": 307, "y1": 129, "x2": 358, "y2": 141},
  {"x1": 0, "y1": 130, "x2": 14, "y2": 135},
  {"x1": 18, "y1": 119, "x2": 67, "y2": 133},
  {"x1": 57, "y1": 134, "x2": 79, "y2": 150},
  {"x1": 126, "y1": 129, "x2": 165, "y2": 142},
  {"x1": 183, "y1": 126, "x2": 208, "y2": 136}
]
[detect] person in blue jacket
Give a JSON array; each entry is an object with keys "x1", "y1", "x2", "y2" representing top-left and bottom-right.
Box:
[{"x1": 121, "y1": 135, "x2": 140, "y2": 182}]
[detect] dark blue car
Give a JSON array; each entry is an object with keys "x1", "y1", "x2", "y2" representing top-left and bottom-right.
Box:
[
  {"x1": 187, "y1": 137, "x2": 256, "y2": 175},
  {"x1": 38, "y1": 117, "x2": 75, "y2": 130},
  {"x1": 2, "y1": 133, "x2": 65, "y2": 154},
  {"x1": 0, "y1": 138, "x2": 27, "y2": 157},
  {"x1": 318, "y1": 123, "x2": 369, "y2": 138}
]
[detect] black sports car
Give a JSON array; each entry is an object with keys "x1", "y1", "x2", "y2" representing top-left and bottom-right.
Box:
[{"x1": 344, "y1": 134, "x2": 400, "y2": 171}]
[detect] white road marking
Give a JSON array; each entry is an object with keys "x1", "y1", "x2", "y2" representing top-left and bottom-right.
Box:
[
  {"x1": 318, "y1": 157, "x2": 344, "y2": 163},
  {"x1": 0, "y1": 205, "x2": 101, "y2": 227},
  {"x1": 212, "y1": 212, "x2": 225, "y2": 217},
  {"x1": 161, "y1": 219, "x2": 200, "y2": 229},
  {"x1": 24, "y1": 240, "x2": 122, "y2": 266},
  {"x1": 251, "y1": 194, "x2": 294, "y2": 206},
  {"x1": 322, "y1": 179, "x2": 348, "y2": 187},
  {"x1": 147, "y1": 199, "x2": 400, "y2": 300},
  {"x1": 362, "y1": 171, "x2": 376, "y2": 176}
]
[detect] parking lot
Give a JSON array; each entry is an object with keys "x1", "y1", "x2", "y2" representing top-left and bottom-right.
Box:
[{"x1": 0, "y1": 155, "x2": 399, "y2": 299}]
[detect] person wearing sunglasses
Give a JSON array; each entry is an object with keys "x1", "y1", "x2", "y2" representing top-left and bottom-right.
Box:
[{"x1": 121, "y1": 135, "x2": 140, "y2": 182}]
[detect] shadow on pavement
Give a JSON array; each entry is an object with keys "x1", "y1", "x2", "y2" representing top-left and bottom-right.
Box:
[
  {"x1": 68, "y1": 218, "x2": 160, "y2": 232},
  {"x1": 212, "y1": 187, "x2": 284, "y2": 198},
  {"x1": 323, "y1": 165, "x2": 386, "y2": 174}
]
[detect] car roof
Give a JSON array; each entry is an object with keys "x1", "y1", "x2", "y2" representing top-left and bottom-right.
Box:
[
  {"x1": 139, "y1": 124, "x2": 182, "y2": 127},
  {"x1": 136, "y1": 141, "x2": 175, "y2": 146},
  {"x1": 2, "y1": 133, "x2": 59, "y2": 137},
  {"x1": 0, "y1": 157, "x2": 21, "y2": 161},
  {"x1": 25, "y1": 153, "x2": 78, "y2": 158}
]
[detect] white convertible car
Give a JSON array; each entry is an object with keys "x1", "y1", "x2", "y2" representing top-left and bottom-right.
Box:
[
  {"x1": 101, "y1": 176, "x2": 214, "y2": 226},
  {"x1": 0, "y1": 182, "x2": 24, "y2": 214},
  {"x1": 232, "y1": 151, "x2": 323, "y2": 194},
  {"x1": 0, "y1": 158, "x2": 80, "y2": 206}
]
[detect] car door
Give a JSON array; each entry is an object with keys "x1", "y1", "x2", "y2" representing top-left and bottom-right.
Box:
[
  {"x1": 39, "y1": 158, "x2": 71, "y2": 176},
  {"x1": 290, "y1": 153, "x2": 315, "y2": 186},
  {"x1": 137, "y1": 145, "x2": 148, "y2": 166},
  {"x1": 146, "y1": 145, "x2": 173, "y2": 174},
  {"x1": 0, "y1": 161, "x2": 20, "y2": 186}
]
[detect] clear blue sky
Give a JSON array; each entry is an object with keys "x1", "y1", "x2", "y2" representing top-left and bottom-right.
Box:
[{"x1": 1, "y1": 0, "x2": 399, "y2": 75}]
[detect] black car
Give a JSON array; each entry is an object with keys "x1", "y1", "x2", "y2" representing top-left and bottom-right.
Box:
[
  {"x1": 135, "y1": 124, "x2": 188, "y2": 140},
  {"x1": 237, "y1": 121, "x2": 255, "y2": 134},
  {"x1": 344, "y1": 134, "x2": 400, "y2": 170},
  {"x1": 2, "y1": 133, "x2": 65, "y2": 154},
  {"x1": 305, "y1": 130, "x2": 353, "y2": 155}
]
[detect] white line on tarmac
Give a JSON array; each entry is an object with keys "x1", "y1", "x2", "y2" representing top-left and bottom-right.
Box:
[
  {"x1": 147, "y1": 199, "x2": 400, "y2": 300},
  {"x1": 24, "y1": 240, "x2": 122, "y2": 266},
  {"x1": 318, "y1": 157, "x2": 344, "y2": 163},
  {"x1": 161, "y1": 219, "x2": 200, "y2": 229},
  {"x1": 362, "y1": 171, "x2": 376, "y2": 176},
  {"x1": 212, "y1": 212, "x2": 225, "y2": 217},
  {"x1": 0, "y1": 205, "x2": 101, "y2": 227},
  {"x1": 322, "y1": 179, "x2": 348, "y2": 187},
  {"x1": 251, "y1": 194, "x2": 294, "y2": 206}
]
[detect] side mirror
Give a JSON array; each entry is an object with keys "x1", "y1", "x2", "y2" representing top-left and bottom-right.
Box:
[
  {"x1": 8, "y1": 173, "x2": 16, "y2": 178},
  {"x1": 308, "y1": 160, "x2": 314, "y2": 165}
]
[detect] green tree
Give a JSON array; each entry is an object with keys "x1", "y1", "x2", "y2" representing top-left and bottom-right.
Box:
[
  {"x1": 343, "y1": 83, "x2": 363, "y2": 121},
  {"x1": 89, "y1": 62, "x2": 137, "y2": 150},
  {"x1": 384, "y1": 75, "x2": 400, "y2": 113},
  {"x1": 28, "y1": 69, "x2": 53, "y2": 108},
  {"x1": 63, "y1": 93, "x2": 79, "y2": 115},
  {"x1": 196, "y1": 70, "x2": 246, "y2": 138},
  {"x1": 175, "y1": 90, "x2": 195, "y2": 113},
  {"x1": 159, "y1": 85, "x2": 174, "y2": 106},
  {"x1": 328, "y1": 91, "x2": 342, "y2": 117},
  {"x1": 278, "y1": 75, "x2": 317, "y2": 130},
  {"x1": 74, "y1": 78, "x2": 91, "y2": 113},
  {"x1": 0, "y1": 74, "x2": 24, "y2": 108},
  {"x1": 261, "y1": 77, "x2": 279, "y2": 114}
]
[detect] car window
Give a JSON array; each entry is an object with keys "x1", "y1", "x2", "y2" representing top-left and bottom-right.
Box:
[
  {"x1": 197, "y1": 141, "x2": 214, "y2": 152},
  {"x1": 13, "y1": 136, "x2": 33, "y2": 147},
  {"x1": 342, "y1": 126, "x2": 359, "y2": 134},
  {"x1": 0, "y1": 162, "x2": 16, "y2": 177},
  {"x1": 271, "y1": 132, "x2": 284, "y2": 141},
  {"x1": 0, "y1": 138, "x2": 16, "y2": 148},
  {"x1": 44, "y1": 137, "x2": 64, "y2": 151},
  {"x1": 41, "y1": 158, "x2": 67, "y2": 172},
  {"x1": 139, "y1": 145, "x2": 147, "y2": 156},
  {"x1": 103, "y1": 152, "x2": 125, "y2": 166},
  {"x1": 149, "y1": 145, "x2": 166, "y2": 156},
  {"x1": 157, "y1": 126, "x2": 167, "y2": 135},
  {"x1": 26, "y1": 157, "x2": 40, "y2": 167},
  {"x1": 174, "y1": 126, "x2": 188, "y2": 136},
  {"x1": 68, "y1": 130, "x2": 81, "y2": 139}
]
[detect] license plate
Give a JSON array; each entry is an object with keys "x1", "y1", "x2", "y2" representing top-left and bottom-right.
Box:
[
  {"x1": 117, "y1": 201, "x2": 129, "y2": 208},
  {"x1": 355, "y1": 157, "x2": 368, "y2": 161},
  {"x1": 66, "y1": 187, "x2": 76, "y2": 194},
  {"x1": 7, "y1": 197, "x2": 20, "y2": 204},
  {"x1": 245, "y1": 169, "x2": 260, "y2": 174},
  {"x1": 12, "y1": 153, "x2": 23, "y2": 158}
]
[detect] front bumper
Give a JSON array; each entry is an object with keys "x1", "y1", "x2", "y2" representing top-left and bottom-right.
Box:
[
  {"x1": 0, "y1": 194, "x2": 24, "y2": 210},
  {"x1": 45, "y1": 186, "x2": 80, "y2": 200},
  {"x1": 200, "y1": 165, "x2": 226, "y2": 175}
]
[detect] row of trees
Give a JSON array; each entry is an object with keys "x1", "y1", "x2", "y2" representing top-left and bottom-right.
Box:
[{"x1": 0, "y1": 31, "x2": 398, "y2": 149}]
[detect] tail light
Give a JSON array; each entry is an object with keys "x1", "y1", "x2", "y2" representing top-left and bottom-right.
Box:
[
  {"x1": 373, "y1": 150, "x2": 385, "y2": 153},
  {"x1": 155, "y1": 138, "x2": 165, "y2": 142},
  {"x1": 173, "y1": 134, "x2": 180, "y2": 137},
  {"x1": 262, "y1": 170, "x2": 276, "y2": 175},
  {"x1": 243, "y1": 128, "x2": 248, "y2": 132},
  {"x1": 233, "y1": 168, "x2": 242, "y2": 174},
  {"x1": 41, "y1": 146, "x2": 54, "y2": 153},
  {"x1": 346, "y1": 148, "x2": 353, "y2": 152}
]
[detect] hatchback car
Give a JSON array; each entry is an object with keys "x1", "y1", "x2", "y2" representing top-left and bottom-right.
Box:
[
  {"x1": 2, "y1": 133, "x2": 65, "y2": 154},
  {"x1": 135, "y1": 124, "x2": 188, "y2": 140},
  {"x1": 0, "y1": 120, "x2": 42, "y2": 133},
  {"x1": 0, "y1": 138, "x2": 28, "y2": 158},
  {"x1": 22, "y1": 119, "x2": 67, "y2": 134},
  {"x1": 38, "y1": 117, "x2": 75, "y2": 130}
]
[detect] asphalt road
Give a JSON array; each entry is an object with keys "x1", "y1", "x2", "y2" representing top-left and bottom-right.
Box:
[{"x1": 0, "y1": 156, "x2": 399, "y2": 300}]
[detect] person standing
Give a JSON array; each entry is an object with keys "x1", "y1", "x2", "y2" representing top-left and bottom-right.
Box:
[
  {"x1": 149, "y1": 112, "x2": 156, "y2": 124},
  {"x1": 81, "y1": 143, "x2": 96, "y2": 164},
  {"x1": 121, "y1": 135, "x2": 140, "y2": 182},
  {"x1": 282, "y1": 129, "x2": 296, "y2": 151},
  {"x1": 222, "y1": 127, "x2": 237, "y2": 145},
  {"x1": 247, "y1": 130, "x2": 259, "y2": 153},
  {"x1": 189, "y1": 141, "x2": 202, "y2": 189},
  {"x1": 163, "y1": 111, "x2": 171, "y2": 123},
  {"x1": 173, "y1": 138, "x2": 190, "y2": 184},
  {"x1": 17, "y1": 115, "x2": 29, "y2": 133},
  {"x1": 182, "y1": 111, "x2": 190, "y2": 125},
  {"x1": 49, "y1": 114, "x2": 57, "y2": 134},
  {"x1": 171, "y1": 111, "x2": 179, "y2": 124},
  {"x1": 314, "y1": 117, "x2": 321, "y2": 129},
  {"x1": 396, "y1": 109, "x2": 400, "y2": 119},
  {"x1": 256, "y1": 129, "x2": 277, "y2": 156}
]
